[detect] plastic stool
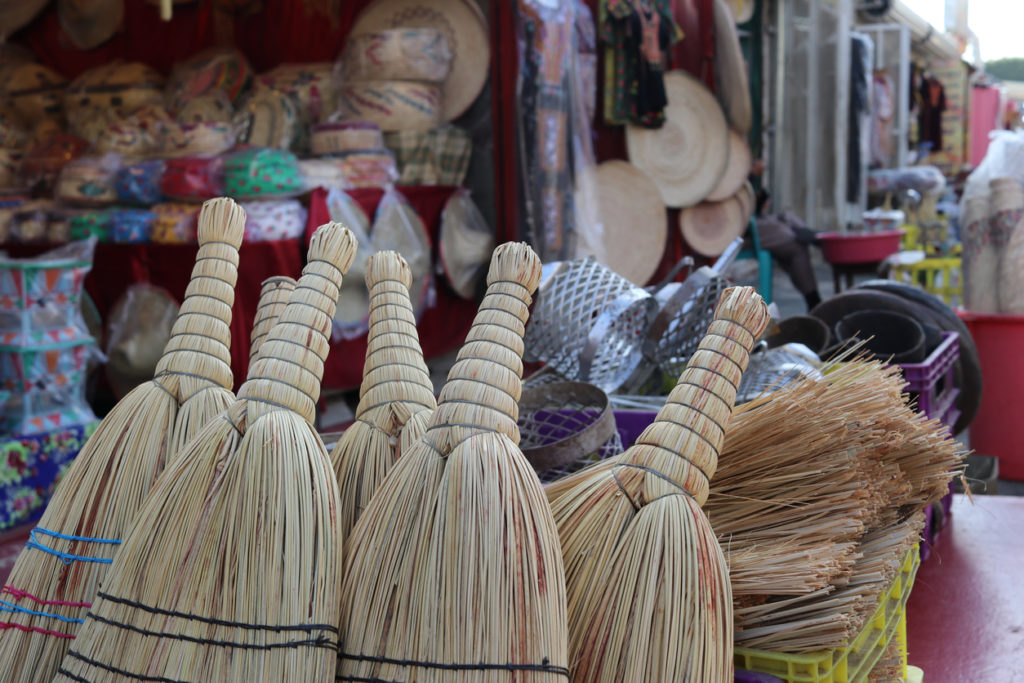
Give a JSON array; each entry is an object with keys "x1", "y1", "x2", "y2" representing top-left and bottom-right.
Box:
[{"x1": 737, "y1": 218, "x2": 773, "y2": 304}]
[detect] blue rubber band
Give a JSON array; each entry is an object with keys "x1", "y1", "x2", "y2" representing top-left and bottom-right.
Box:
[
  {"x1": 0, "y1": 600, "x2": 85, "y2": 624},
  {"x1": 26, "y1": 527, "x2": 121, "y2": 566}
]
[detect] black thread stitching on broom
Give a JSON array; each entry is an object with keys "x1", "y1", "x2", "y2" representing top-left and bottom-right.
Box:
[
  {"x1": 167, "y1": 330, "x2": 229, "y2": 347},
  {"x1": 358, "y1": 398, "x2": 436, "y2": 413},
  {"x1": 336, "y1": 653, "x2": 569, "y2": 678},
  {"x1": 451, "y1": 354, "x2": 520, "y2": 371},
  {"x1": 702, "y1": 329, "x2": 756, "y2": 347},
  {"x1": 154, "y1": 370, "x2": 226, "y2": 391},
  {"x1": 630, "y1": 443, "x2": 711, "y2": 484},
  {"x1": 470, "y1": 320, "x2": 525, "y2": 337},
  {"x1": 175, "y1": 310, "x2": 229, "y2": 324},
  {"x1": 673, "y1": 381, "x2": 734, "y2": 411},
  {"x1": 370, "y1": 277, "x2": 411, "y2": 288},
  {"x1": 180, "y1": 385, "x2": 226, "y2": 403},
  {"x1": 93, "y1": 592, "x2": 340, "y2": 633},
  {"x1": 149, "y1": 379, "x2": 179, "y2": 402},
  {"x1": 640, "y1": 416, "x2": 719, "y2": 460},
  {"x1": 611, "y1": 467, "x2": 642, "y2": 510},
  {"x1": 239, "y1": 395, "x2": 298, "y2": 414},
  {"x1": 662, "y1": 401, "x2": 726, "y2": 438},
  {"x1": 458, "y1": 337, "x2": 522, "y2": 360},
  {"x1": 220, "y1": 414, "x2": 243, "y2": 434},
  {"x1": 357, "y1": 377, "x2": 436, "y2": 395},
  {"x1": 159, "y1": 347, "x2": 229, "y2": 366},
  {"x1": 361, "y1": 361, "x2": 433, "y2": 382},
  {"x1": 368, "y1": 289, "x2": 416, "y2": 305},
  {"x1": 366, "y1": 343, "x2": 425, "y2": 357},
  {"x1": 612, "y1": 462, "x2": 694, "y2": 506},
  {"x1": 309, "y1": 256, "x2": 348, "y2": 282},
  {"x1": 692, "y1": 346, "x2": 745, "y2": 374},
  {"x1": 60, "y1": 654, "x2": 187, "y2": 683},
  {"x1": 273, "y1": 301, "x2": 332, "y2": 344},
  {"x1": 421, "y1": 424, "x2": 502, "y2": 457},
  {"x1": 202, "y1": 240, "x2": 240, "y2": 248},
  {"x1": 443, "y1": 375, "x2": 519, "y2": 402},
  {"x1": 683, "y1": 365, "x2": 739, "y2": 393},
  {"x1": 475, "y1": 306, "x2": 527, "y2": 320},
  {"x1": 193, "y1": 256, "x2": 238, "y2": 267},
  {"x1": 254, "y1": 354, "x2": 322, "y2": 379},
  {"x1": 367, "y1": 329, "x2": 420, "y2": 344},
  {"x1": 245, "y1": 375, "x2": 318, "y2": 406},
  {"x1": 489, "y1": 279, "x2": 533, "y2": 293},
  {"x1": 298, "y1": 271, "x2": 343, "y2": 295},
  {"x1": 80, "y1": 612, "x2": 339, "y2": 651},
  {"x1": 259, "y1": 337, "x2": 328, "y2": 363},
  {"x1": 434, "y1": 398, "x2": 516, "y2": 421},
  {"x1": 181, "y1": 292, "x2": 232, "y2": 309},
  {"x1": 354, "y1": 418, "x2": 390, "y2": 436},
  {"x1": 480, "y1": 290, "x2": 530, "y2": 306}
]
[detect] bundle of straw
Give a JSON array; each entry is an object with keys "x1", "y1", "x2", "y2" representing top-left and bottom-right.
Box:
[
  {"x1": 707, "y1": 358, "x2": 964, "y2": 653},
  {"x1": 332, "y1": 250, "x2": 437, "y2": 536},
  {"x1": 54, "y1": 222, "x2": 357, "y2": 682},
  {"x1": 0, "y1": 197, "x2": 245, "y2": 682},
  {"x1": 249, "y1": 276, "x2": 297, "y2": 363},
  {"x1": 339, "y1": 242, "x2": 569, "y2": 682},
  {"x1": 546, "y1": 286, "x2": 770, "y2": 682}
]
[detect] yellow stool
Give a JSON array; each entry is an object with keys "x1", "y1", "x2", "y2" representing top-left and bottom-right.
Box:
[{"x1": 889, "y1": 256, "x2": 963, "y2": 306}]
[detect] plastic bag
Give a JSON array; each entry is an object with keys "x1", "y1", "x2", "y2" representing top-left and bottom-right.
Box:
[
  {"x1": 160, "y1": 156, "x2": 225, "y2": 202},
  {"x1": 370, "y1": 187, "x2": 433, "y2": 318},
  {"x1": 336, "y1": 149, "x2": 398, "y2": 189},
  {"x1": 327, "y1": 187, "x2": 376, "y2": 341},
  {"x1": 438, "y1": 189, "x2": 494, "y2": 300},
  {"x1": 55, "y1": 154, "x2": 121, "y2": 206},
  {"x1": 105, "y1": 283, "x2": 179, "y2": 399}
]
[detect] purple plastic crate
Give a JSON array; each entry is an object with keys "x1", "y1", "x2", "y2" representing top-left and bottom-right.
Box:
[{"x1": 899, "y1": 331, "x2": 959, "y2": 423}]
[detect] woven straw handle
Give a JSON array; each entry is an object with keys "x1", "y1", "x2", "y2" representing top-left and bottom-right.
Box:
[
  {"x1": 633, "y1": 286, "x2": 769, "y2": 503},
  {"x1": 249, "y1": 276, "x2": 297, "y2": 363},
  {"x1": 355, "y1": 250, "x2": 437, "y2": 418},
  {"x1": 238, "y1": 223, "x2": 357, "y2": 425},
  {"x1": 154, "y1": 197, "x2": 245, "y2": 393},
  {"x1": 426, "y1": 242, "x2": 542, "y2": 449}
]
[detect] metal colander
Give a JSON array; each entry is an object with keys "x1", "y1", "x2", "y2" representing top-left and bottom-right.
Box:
[
  {"x1": 524, "y1": 258, "x2": 657, "y2": 393},
  {"x1": 518, "y1": 381, "x2": 623, "y2": 483}
]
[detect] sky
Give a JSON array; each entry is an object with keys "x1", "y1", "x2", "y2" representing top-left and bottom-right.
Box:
[{"x1": 901, "y1": 0, "x2": 1024, "y2": 61}]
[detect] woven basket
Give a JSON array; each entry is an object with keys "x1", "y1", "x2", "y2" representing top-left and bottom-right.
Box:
[{"x1": 337, "y1": 81, "x2": 442, "y2": 132}]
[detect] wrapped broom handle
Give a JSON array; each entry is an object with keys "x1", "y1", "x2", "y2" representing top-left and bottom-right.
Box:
[
  {"x1": 427, "y1": 242, "x2": 542, "y2": 448},
  {"x1": 153, "y1": 197, "x2": 245, "y2": 393},
  {"x1": 631, "y1": 286, "x2": 769, "y2": 504},
  {"x1": 249, "y1": 276, "x2": 297, "y2": 363},
  {"x1": 238, "y1": 223, "x2": 357, "y2": 425},
  {"x1": 355, "y1": 251, "x2": 437, "y2": 417}
]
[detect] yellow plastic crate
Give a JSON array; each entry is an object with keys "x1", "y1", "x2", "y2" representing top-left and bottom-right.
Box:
[
  {"x1": 734, "y1": 547, "x2": 921, "y2": 683},
  {"x1": 889, "y1": 257, "x2": 962, "y2": 307}
]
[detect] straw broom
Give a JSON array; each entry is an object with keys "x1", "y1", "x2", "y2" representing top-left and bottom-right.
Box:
[
  {"x1": 54, "y1": 222, "x2": 357, "y2": 682},
  {"x1": 0, "y1": 197, "x2": 245, "y2": 683},
  {"x1": 332, "y1": 250, "x2": 437, "y2": 537},
  {"x1": 546, "y1": 286, "x2": 770, "y2": 682},
  {"x1": 249, "y1": 276, "x2": 297, "y2": 364},
  {"x1": 339, "y1": 242, "x2": 569, "y2": 682}
]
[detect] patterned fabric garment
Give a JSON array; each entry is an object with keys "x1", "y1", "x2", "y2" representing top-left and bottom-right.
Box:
[
  {"x1": 516, "y1": 0, "x2": 579, "y2": 262},
  {"x1": 601, "y1": 0, "x2": 682, "y2": 127}
]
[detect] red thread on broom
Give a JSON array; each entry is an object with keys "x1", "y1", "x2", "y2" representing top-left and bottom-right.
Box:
[
  {"x1": 2, "y1": 585, "x2": 92, "y2": 608},
  {"x1": 0, "y1": 621, "x2": 76, "y2": 639}
]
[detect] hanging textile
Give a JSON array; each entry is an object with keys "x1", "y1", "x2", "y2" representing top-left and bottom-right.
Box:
[
  {"x1": 847, "y1": 33, "x2": 871, "y2": 204},
  {"x1": 516, "y1": 0, "x2": 578, "y2": 261},
  {"x1": 870, "y1": 71, "x2": 894, "y2": 167},
  {"x1": 600, "y1": 0, "x2": 682, "y2": 127}
]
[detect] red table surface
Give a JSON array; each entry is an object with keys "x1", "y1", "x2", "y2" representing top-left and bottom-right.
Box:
[
  {"x1": 5, "y1": 186, "x2": 478, "y2": 391},
  {"x1": 907, "y1": 494, "x2": 1024, "y2": 681}
]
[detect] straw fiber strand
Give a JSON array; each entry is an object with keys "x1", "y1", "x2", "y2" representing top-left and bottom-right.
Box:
[
  {"x1": 54, "y1": 223, "x2": 357, "y2": 683},
  {"x1": 332, "y1": 251, "x2": 437, "y2": 537},
  {"x1": 339, "y1": 243, "x2": 569, "y2": 682},
  {"x1": 249, "y1": 276, "x2": 298, "y2": 363},
  {"x1": 547, "y1": 286, "x2": 770, "y2": 682},
  {"x1": 0, "y1": 197, "x2": 245, "y2": 683}
]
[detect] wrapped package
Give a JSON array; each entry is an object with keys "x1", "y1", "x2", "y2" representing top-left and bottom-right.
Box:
[
  {"x1": 160, "y1": 156, "x2": 225, "y2": 202},
  {"x1": 240, "y1": 199, "x2": 308, "y2": 241},
  {"x1": 115, "y1": 159, "x2": 166, "y2": 205},
  {"x1": 110, "y1": 208, "x2": 156, "y2": 243},
  {"x1": 223, "y1": 147, "x2": 304, "y2": 198},
  {"x1": 55, "y1": 155, "x2": 120, "y2": 207},
  {"x1": 150, "y1": 202, "x2": 199, "y2": 244}
]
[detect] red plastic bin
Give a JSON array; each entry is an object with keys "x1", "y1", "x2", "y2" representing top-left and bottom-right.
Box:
[
  {"x1": 960, "y1": 310, "x2": 1024, "y2": 481},
  {"x1": 818, "y1": 230, "x2": 904, "y2": 265}
]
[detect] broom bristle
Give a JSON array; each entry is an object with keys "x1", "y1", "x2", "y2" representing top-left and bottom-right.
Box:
[
  {"x1": 339, "y1": 242, "x2": 569, "y2": 682},
  {"x1": 332, "y1": 250, "x2": 437, "y2": 537},
  {"x1": 548, "y1": 286, "x2": 769, "y2": 682},
  {"x1": 0, "y1": 197, "x2": 246, "y2": 683},
  {"x1": 54, "y1": 223, "x2": 357, "y2": 682}
]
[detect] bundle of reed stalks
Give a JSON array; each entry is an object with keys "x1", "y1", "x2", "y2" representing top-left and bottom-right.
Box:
[
  {"x1": 546, "y1": 286, "x2": 770, "y2": 682},
  {"x1": 54, "y1": 223, "x2": 357, "y2": 682},
  {"x1": 249, "y1": 276, "x2": 296, "y2": 363},
  {"x1": 0, "y1": 197, "x2": 245, "y2": 682},
  {"x1": 707, "y1": 357, "x2": 964, "y2": 654},
  {"x1": 339, "y1": 243, "x2": 569, "y2": 682},
  {"x1": 331, "y1": 250, "x2": 437, "y2": 537}
]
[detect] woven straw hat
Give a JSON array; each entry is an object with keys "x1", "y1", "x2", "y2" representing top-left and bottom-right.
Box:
[
  {"x1": 626, "y1": 71, "x2": 729, "y2": 208},
  {"x1": 679, "y1": 191, "x2": 748, "y2": 257},
  {"x1": 439, "y1": 189, "x2": 494, "y2": 299},
  {"x1": 58, "y1": 0, "x2": 124, "y2": 50},
  {"x1": 706, "y1": 129, "x2": 752, "y2": 202},
  {"x1": 0, "y1": 0, "x2": 48, "y2": 37},
  {"x1": 350, "y1": 0, "x2": 490, "y2": 122},
  {"x1": 713, "y1": 0, "x2": 752, "y2": 135},
  {"x1": 581, "y1": 160, "x2": 667, "y2": 286}
]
